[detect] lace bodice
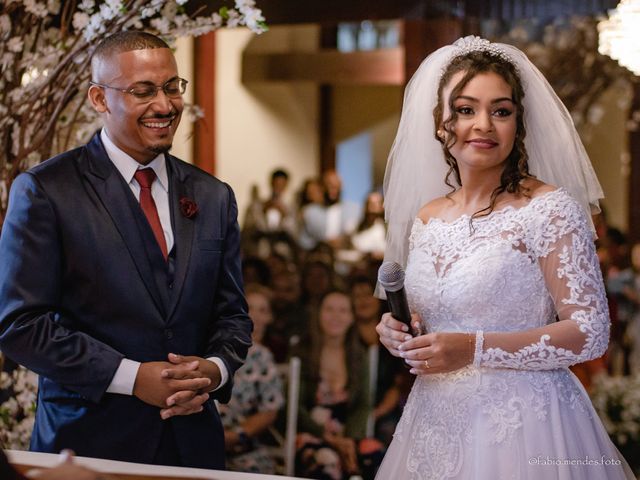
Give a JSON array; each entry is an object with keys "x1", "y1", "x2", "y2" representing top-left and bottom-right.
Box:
[
  {"x1": 405, "y1": 188, "x2": 610, "y2": 370},
  {"x1": 378, "y1": 189, "x2": 632, "y2": 480}
]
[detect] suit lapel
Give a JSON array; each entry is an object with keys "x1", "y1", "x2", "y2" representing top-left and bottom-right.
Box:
[
  {"x1": 82, "y1": 134, "x2": 167, "y2": 317},
  {"x1": 166, "y1": 156, "x2": 195, "y2": 320}
]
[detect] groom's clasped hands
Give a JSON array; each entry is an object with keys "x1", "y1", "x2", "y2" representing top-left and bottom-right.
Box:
[{"x1": 133, "y1": 353, "x2": 221, "y2": 419}]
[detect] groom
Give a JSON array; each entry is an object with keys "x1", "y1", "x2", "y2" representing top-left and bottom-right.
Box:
[{"x1": 0, "y1": 31, "x2": 252, "y2": 469}]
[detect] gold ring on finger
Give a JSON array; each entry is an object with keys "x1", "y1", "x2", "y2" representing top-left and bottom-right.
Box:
[{"x1": 424, "y1": 359, "x2": 430, "y2": 369}]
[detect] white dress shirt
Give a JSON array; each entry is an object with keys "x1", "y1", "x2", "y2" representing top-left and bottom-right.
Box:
[
  {"x1": 101, "y1": 130, "x2": 174, "y2": 251},
  {"x1": 101, "y1": 130, "x2": 228, "y2": 395}
]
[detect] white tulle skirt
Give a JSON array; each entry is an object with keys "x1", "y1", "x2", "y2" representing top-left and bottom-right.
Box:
[{"x1": 375, "y1": 367, "x2": 635, "y2": 480}]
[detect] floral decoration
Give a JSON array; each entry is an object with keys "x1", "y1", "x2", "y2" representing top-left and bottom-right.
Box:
[
  {"x1": 490, "y1": 16, "x2": 636, "y2": 139},
  {"x1": 0, "y1": 365, "x2": 38, "y2": 450},
  {"x1": 179, "y1": 196, "x2": 198, "y2": 218},
  {"x1": 0, "y1": 0, "x2": 266, "y2": 228},
  {"x1": 590, "y1": 373, "x2": 640, "y2": 474}
]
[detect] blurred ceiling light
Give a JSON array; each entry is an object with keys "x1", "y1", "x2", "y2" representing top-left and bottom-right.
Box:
[{"x1": 598, "y1": 0, "x2": 640, "y2": 75}]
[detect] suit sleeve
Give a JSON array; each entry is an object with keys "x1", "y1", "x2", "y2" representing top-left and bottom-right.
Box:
[
  {"x1": 205, "y1": 183, "x2": 252, "y2": 402},
  {"x1": 0, "y1": 173, "x2": 123, "y2": 403}
]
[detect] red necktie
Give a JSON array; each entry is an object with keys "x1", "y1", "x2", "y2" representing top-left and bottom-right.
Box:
[{"x1": 134, "y1": 169, "x2": 168, "y2": 259}]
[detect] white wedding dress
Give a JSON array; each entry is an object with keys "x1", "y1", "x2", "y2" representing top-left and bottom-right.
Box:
[{"x1": 376, "y1": 189, "x2": 635, "y2": 480}]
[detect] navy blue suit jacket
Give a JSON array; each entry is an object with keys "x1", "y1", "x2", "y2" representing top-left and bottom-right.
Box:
[{"x1": 0, "y1": 134, "x2": 252, "y2": 469}]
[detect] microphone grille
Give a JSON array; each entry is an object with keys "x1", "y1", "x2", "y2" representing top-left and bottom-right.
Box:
[{"x1": 377, "y1": 261, "x2": 405, "y2": 292}]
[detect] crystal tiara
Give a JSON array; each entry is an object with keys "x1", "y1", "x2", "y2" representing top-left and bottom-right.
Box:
[{"x1": 450, "y1": 36, "x2": 514, "y2": 64}]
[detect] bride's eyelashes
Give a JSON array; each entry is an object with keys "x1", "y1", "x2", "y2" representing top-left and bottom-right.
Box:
[
  {"x1": 455, "y1": 105, "x2": 474, "y2": 115},
  {"x1": 454, "y1": 105, "x2": 514, "y2": 117}
]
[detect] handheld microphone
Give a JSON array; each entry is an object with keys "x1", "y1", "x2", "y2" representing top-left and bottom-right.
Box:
[{"x1": 377, "y1": 261, "x2": 412, "y2": 330}]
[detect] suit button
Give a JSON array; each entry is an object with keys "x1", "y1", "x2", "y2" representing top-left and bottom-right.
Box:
[
  {"x1": 168, "y1": 283, "x2": 174, "y2": 289},
  {"x1": 165, "y1": 329, "x2": 173, "y2": 339}
]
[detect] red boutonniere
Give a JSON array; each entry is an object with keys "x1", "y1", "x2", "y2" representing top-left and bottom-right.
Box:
[{"x1": 179, "y1": 197, "x2": 199, "y2": 219}]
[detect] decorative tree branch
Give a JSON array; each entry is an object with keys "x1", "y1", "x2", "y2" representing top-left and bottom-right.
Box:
[
  {"x1": 0, "y1": 0, "x2": 266, "y2": 228},
  {"x1": 497, "y1": 17, "x2": 635, "y2": 129}
]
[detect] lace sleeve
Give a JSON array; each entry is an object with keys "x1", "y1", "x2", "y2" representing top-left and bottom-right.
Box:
[{"x1": 477, "y1": 191, "x2": 610, "y2": 370}]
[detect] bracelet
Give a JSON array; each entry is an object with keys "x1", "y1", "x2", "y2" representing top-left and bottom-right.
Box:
[{"x1": 473, "y1": 330, "x2": 484, "y2": 368}]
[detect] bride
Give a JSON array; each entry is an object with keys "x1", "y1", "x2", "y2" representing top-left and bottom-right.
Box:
[{"x1": 375, "y1": 36, "x2": 635, "y2": 479}]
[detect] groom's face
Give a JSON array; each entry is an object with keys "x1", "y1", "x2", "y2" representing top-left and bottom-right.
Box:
[{"x1": 89, "y1": 48, "x2": 184, "y2": 165}]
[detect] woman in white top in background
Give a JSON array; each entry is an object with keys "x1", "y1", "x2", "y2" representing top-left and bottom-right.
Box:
[{"x1": 375, "y1": 36, "x2": 635, "y2": 480}]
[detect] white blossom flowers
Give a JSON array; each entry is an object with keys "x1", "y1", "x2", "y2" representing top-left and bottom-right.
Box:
[
  {"x1": 0, "y1": 366, "x2": 38, "y2": 450},
  {"x1": 591, "y1": 373, "x2": 640, "y2": 447},
  {"x1": 0, "y1": 0, "x2": 266, "y2": 223}
]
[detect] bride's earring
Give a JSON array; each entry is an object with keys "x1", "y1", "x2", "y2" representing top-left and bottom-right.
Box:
[{"x1": 437, "y1": 129, "x2": 445, "y2": 140}]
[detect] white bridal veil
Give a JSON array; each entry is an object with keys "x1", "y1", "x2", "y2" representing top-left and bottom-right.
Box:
[{"x1": 382, "y1": 36, "x2": 604, "y2": 271}]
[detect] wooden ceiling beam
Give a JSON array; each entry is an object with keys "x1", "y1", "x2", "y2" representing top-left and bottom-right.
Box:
[
  {"x1": 242, "y1": 48, "x2": 406, "y2": 85},
  {"x1": 241, "y1": 18, "x2": 463, "y2": 86},
  {"x1": 256, "y1": 0, "x2": 437, "y2": 24}
]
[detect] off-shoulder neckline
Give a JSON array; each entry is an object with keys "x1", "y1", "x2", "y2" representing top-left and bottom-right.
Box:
[{"x1": 414, "y1": 188, "x2": 565, "y2": 229}]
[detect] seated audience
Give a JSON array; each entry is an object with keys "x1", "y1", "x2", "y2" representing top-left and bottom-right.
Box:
[
  {"x1": 299, "y1": 171, "x2": 361, "y2": 251},
  {"x1": 264, "y1": 269, "x2": 307, "y2": 362},
  {"x1": 292, "y1": 290, "x2": 378, "y2": 479},
  {"x1": 322, "y1": 171, "x2": 361, "y2": 249},
  {"x1": 242, "y1": 256, "x2": 272, "y2": 286},
  {"x1": 350, "y1": 275, "x2": 412, "y2": 446},
  {"x1": 628, "y1": 243, "x2": 640, "y2": 373},
  {"x1": 301, "y1": 257, "x2": 336, "y2": 310},
  {"x1": 350, "y1": 191, "x2": 386, "y2": 261},
  {"x1": 219, "y1": 284, "x2": 285, "y2": 474},
  {"x1": 298, "y1": 177, "x2": 328, "y2": 250},
  {"x1": 243, "y1": 169, "x2": 296, "y2": 237},
  {"x1": 242, "y1": 169, "x2": 298, "y2": 259}
]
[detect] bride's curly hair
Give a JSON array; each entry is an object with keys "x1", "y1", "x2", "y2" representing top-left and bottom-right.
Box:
[{"x1": 433, "y1": 51, "x2": 531, "y2": 222}]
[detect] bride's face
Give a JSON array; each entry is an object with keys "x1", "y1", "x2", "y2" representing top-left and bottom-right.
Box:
[{"x1": 441, "y1": 70, "x2": 517, "y2": 174}]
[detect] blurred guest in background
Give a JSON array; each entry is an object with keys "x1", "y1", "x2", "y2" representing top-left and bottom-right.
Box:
[
  {"x1": 243, "y1": 169, "x2": 298, "y2": 259},
  {"x1": 264, "y1": 269, "x2": 307, "y2": 363},
  {"x1": 603, "y1": 227, "x2": 633, "y2": 375},
  {"x1": 322, "y1": 170, "x2": 361, "y2": 250},
  {"x1": 350, "y1": 275, "x2": 412, "y2": 446},
  {"x1": 243, "y1": 169, "x2": 296, "y2": 237},
  {"x1": 351, "y1": 191, "x2": 387, "y2": 261},
  {"x1": 299, "y1": 171, "x2": 362, "y2": 251},
  {"x1": 627, "y1": 243, "x2": 640, "y2": 373},
  {"x1": 301, "y1": 258, "x2": 337, "y2": 311},
  {"x1": 242, "y1": 256, "x2": 272, "y2": 286},
  {"x1": 220, "y1": 284, "x2": 285, "y2": 474},
  {"x1": 299, "y1": 177, "x2": 329, "y2": 250},
  {"x1": 293, "y1": 290, "x2": 372, "y2": 479}
]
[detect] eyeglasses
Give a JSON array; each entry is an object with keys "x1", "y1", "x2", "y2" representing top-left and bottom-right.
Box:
[{"x1": 89, "y1": 77, "x2": 188, "y2": 102}]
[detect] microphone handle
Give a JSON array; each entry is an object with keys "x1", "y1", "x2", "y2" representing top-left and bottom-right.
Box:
[{"x1": 386, "y1": 287, "x2": 412, "y2": 328}]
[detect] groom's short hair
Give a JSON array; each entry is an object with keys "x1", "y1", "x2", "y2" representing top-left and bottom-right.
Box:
[{"x1": 91, "y1": 31, "x2": 170, "y2": 79}]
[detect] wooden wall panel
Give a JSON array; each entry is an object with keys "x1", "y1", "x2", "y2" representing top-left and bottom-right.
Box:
[
  {"x1": 629, "y1": 82, "x2": 640, "y2": 243},
  {"x1": 194, "y1": 32, "x2": 216, "y2": 176}
]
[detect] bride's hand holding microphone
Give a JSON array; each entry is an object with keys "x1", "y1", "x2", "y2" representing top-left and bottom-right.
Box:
[
  {"x1": 399, "y1": 329, "x2": 475, "y2": 375},
  {"x1": 376, "y1": 261, "x2": 422, "y2": 357},
  {"x1": 376, "y1": 261, "x2": 475, "y2": 375},
  {"x1": 376, "y1": 311, "x2": 419, "y2": 357},
  {"x1": 377, "y1": 313, "x2": 474, "y2": 375}
]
